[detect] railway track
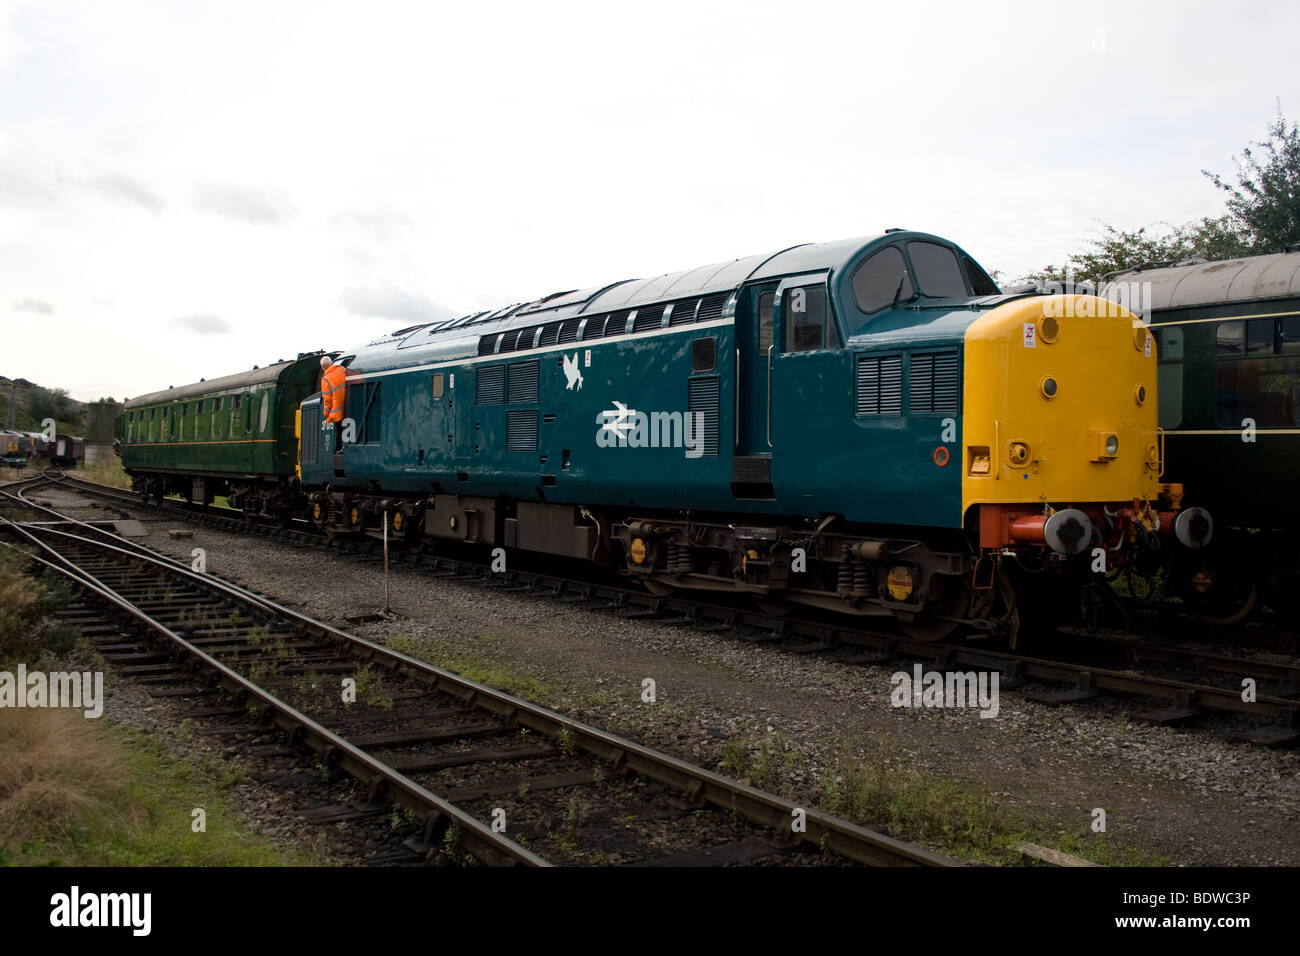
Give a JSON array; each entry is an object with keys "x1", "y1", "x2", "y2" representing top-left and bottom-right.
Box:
[
  {"x1": 28, "y1": 472, "x2": 1300, "y2": 746},
  {"x1": 0, "y1": 486, "x2": 952, "y2": 868}
]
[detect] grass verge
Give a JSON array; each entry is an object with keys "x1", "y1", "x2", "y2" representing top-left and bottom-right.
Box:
[{"x1": 0, "y1": 709, "x2": 322, "y2": 866}]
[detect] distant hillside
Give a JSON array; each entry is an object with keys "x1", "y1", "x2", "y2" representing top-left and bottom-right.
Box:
[{"x1": 0, "y1": 375, "x2": 107, "y2": 437}]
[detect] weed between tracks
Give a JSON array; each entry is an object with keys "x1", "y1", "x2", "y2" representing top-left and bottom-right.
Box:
[
  {"x1": 78, "y1": 458, "x2": 133, "y2": 490},
  {"x1": 385, "y1": 633, "x2": 559, "y2": 702},
  {"x1": 0, "y1": 549, "x2": 85, "y2": 666},
  {"x1": 721, "y1": 730, "x2": 1167, "y2": 865}
]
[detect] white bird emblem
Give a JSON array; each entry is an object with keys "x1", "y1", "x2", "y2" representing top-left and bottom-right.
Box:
[{"x1": 563, "y1": 352, "x2": 584, "y2": 391}]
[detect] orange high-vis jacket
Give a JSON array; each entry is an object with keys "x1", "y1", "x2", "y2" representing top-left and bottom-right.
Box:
[{"x1": 321, "y1": 364, "x2": 347, "y2": 423}]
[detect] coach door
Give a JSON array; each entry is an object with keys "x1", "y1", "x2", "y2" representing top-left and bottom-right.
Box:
[{"x1": 733, "y1": 281, "x2": 778, "y2": 496}]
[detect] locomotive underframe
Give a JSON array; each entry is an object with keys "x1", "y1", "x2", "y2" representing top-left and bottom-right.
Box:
[{"x1": 304, "y1": 486, "x2": 1019, "y2": 639}]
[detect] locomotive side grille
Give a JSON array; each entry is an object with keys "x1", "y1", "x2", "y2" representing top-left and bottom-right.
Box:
[
  {"x1": 508, "y1": 360, "x2": 540, "y2": 404},
  {"x1": 477, "y1": 333, "x2": 499, "y2": 356},
  {"x1": 688, "y1": 376, "x2": 720, "y2": 458},
  {"x1": 300, "y1": 403, "x2": 320, "y2": 464},
  {"x1": 506, "y1": 410, "x2": 538, "y2": 452},
  {"x1": 632, "y1": 304, "x2": 665, "y2": 332},
  {"x1": 584, "y1": 315, "x2": 609, "y2": 339},
  {"x1": 558, "y1": 318, "x2": 581, "y2": 343},
  {"x1": 476, "y1": 365, "x2": 505, "y2": 405},
  {"x1": 908, "y1": 350, "x2": 960, "y2": 413},
  {"x1": 669, "y1": 298, "x2": 699, "y2": 326},
  {"x1": 856, "y1": 355, "x2": 903, "y2": 415},
  {"x1": 697, "y1": 293, "x2": 727, "y2": 324},
  {"x1": 606, "y1": 310, "x2": 631, "y2": 336},
  {"x1": 538, "y1": 322, "x2": 561, "y2": 347}
]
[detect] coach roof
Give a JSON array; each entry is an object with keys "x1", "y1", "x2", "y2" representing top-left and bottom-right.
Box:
[{"x1": 1102, "y1": 251, "x2": 1300, "y2": 311}]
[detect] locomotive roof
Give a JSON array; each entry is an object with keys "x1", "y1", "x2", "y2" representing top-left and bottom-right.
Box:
[
  {"x1": 1101, "y1": 250, "x2": 1300, "y2": 312},
  {"x1": 346, "y1": 232, "x2": 991, "y2": 371},
  {"x1": 126, "y1": 354, "x2": 321, "y2": 407}
]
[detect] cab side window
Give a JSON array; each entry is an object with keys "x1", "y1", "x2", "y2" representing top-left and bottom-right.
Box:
[
  {"x1": 758, "y1": 292, "x2": 774, "y2": 356},
  {"x1": 852, "y1": 246, "x2": 912, "y2": 314},
  {"x1": 784, "y1": 285, "x2": 840, "y2": 352}
]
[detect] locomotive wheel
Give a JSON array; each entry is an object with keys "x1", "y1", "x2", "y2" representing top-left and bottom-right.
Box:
[
  {"x1": 1189, "y1": 568, "x2": 1259, "y2": 627},
  {"x1": 898, "y1": 576, "x2": 970, "y2": 642},
  {"x1": 274, "y1": 507, "x2": 293, "y2": 529},
  {"x1": 642, "y1": 576, "x2": 677, "y2": 597},
  {"x1": 753, "y1": 595, "x2": 794, "y2": 617}
]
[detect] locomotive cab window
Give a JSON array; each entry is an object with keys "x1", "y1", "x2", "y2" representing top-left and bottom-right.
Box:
[
  {"x1": 963, "y1": 256, "x2": 1000, "y2": 296},
  {"x1": 784, "y1": 285, "x2": 840, "y2": 352},
  {"x1": 852, "y1": 246, "x2": 913, "y2": 314},
  {"x1": 907, "y1": 241, "x2": 968, "y2": 297}
]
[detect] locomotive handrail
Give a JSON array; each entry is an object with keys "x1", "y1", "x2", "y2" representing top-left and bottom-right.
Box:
[
  {"x1": 766, "y1": 343, "x2": 775, "y2": 448},
  {"x1": 734, "y1": 347, "x2": 741, "y2": 448}
]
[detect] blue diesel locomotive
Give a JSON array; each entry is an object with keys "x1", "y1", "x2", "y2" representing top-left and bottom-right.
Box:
[{"x1": 295, "y1": 231, "x2": 1210, "y2": 641}]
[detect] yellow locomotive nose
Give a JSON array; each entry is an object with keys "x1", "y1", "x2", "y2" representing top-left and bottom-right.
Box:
[{"x1": 961, "y1": 294, "x2": 1160, "y2": 550}]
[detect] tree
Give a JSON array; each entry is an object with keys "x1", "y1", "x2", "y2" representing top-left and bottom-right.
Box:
[
  {"x1": 27, "y1": 386, "x2": 80, "y2": 425},
  {"x1": 1023, "y1": 217, "x2": 1251, "y2": 286},
  {"x1": 1204, "y1": 104, "x2": 1300, "y2": 252},
  {"x1": 1016, "y1": 108, "x2": 1298, "y2": 286}
]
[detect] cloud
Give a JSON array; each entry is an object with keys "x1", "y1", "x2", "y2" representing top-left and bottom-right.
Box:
[
  {"x1": 0, "y1": 169, "x2": 56, "y2": 204},
  {"x1": 168, "y1": 313, "x2": 231, "y2": 335},
  {"x1": 330, "y1": 205, "x2": 415, "y2": 242},
  {"x1": 91, "y1": 173, "x2": 165, "y2": 213},
  {"x1": 193, "y1": 182, "x2": 295, "y2": 224},
  {"x1": 12, "y1": 297, "x2": 53, "y2": 314},
  {"x1": 337, "y1": 284, "x2": 456, "y2": 323}
]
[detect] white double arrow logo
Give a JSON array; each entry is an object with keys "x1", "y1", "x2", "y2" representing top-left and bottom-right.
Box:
[{"x1": 599, "y1": 401, "x2": 636, "y2": 438}]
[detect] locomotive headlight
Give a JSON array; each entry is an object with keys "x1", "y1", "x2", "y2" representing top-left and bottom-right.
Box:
[
  {"x1": 1135, "y1": 384, "x2": 1147, "y2": 406},
  {"x1": 1090, "y1": 429, "x2": 1119, "y2": 461},
  {"x1": 1040, "y1": 376, "x2": 1058, "y2": 399}
]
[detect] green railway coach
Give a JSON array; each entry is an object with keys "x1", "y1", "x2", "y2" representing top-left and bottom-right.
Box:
[
  {"x1": 120, "y1": 353, "x2": 325, "y2": 521},
  {"x1": 1103, "y1": 251, "x2": 1300, "y2": 622}
]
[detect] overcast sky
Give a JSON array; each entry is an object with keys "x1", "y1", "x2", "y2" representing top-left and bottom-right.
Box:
[{"x1": 3, "y1": 0, "x2": 1298, "y2": 403}]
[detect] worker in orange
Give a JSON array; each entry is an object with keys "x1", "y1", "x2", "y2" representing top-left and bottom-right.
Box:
[{"x1": 320, "y1": 355, "x2": 347, "y2": 424}]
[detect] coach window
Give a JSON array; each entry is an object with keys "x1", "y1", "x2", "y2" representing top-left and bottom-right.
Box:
[
  {"x1": 907, "y1": 241, "x2": 968, "y2": 297},
  {"x1": 852, "y1": 246, "x2": 913, "y2": 314},
  {"x1": 258, "y1": 391, "x2": 270, "y2": 433},
  {"x1": 785, "y1": 285, "x2": 840, "y2": 352},
  {"x1": 1154, "y1": 326, "x2": 1184, "y2": 429},
  {"x1": 1216, "y1": 318, "x2": 1299, "y2": 427},
  {"x1": 1281, "y1": 317, "x2": 1300, "y2": 352}
]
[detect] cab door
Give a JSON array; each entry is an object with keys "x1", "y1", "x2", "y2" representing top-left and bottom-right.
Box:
[{"x1": 733, "y1": 281, "x2": 778, "y2": 495}]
